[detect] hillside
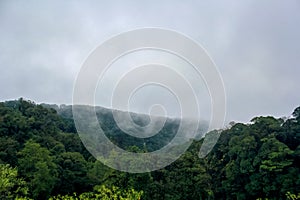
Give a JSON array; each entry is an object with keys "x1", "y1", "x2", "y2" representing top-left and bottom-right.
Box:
[{"x1": 0, "y1": 98, "x2": 299, "y2": 199}]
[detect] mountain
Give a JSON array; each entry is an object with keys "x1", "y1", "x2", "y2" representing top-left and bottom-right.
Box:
[
  {"x1": 41, "y1": 102, "x2": 209, "y2": 151},
  {"x1": 0, "y1": 98, "x2": 299, "y2": 199}
]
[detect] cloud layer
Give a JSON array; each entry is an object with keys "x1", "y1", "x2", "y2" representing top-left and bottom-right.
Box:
[{"x1": 0, "y1": 0, "x2": 299, "y2": 123}]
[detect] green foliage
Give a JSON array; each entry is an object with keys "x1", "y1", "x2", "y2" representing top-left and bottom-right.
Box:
[
  {"x1": 292, "y1": 107, "x2": 300, "y2": 119},
  {"x1": 0, "y1": 99, "x2": 299, "y2": 199},
  {"x1": 0, "y1": 164, "x2": 29, "y2": 200},
  {"x1": 49, "y1": 185, "x2": 143, "y2": 200},
  {"x1": 257, "y1": 135, "x2": 293, "y2": 172},
  {"x1": 286, "y1": 192, "x2": 300, "y2": 200},
  {"x1": 206, "y1": 110, "x2": 300, "y2": 199},
  {"x1": 18, "y1": 140, "x2": 58, "y2": 199},
  {"x1": 55, "y1": 152, "x2": 89, "y2": 195}
]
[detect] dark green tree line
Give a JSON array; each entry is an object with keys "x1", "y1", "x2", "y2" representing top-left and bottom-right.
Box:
[{"x1": 0, "y1": 98, "x2": 299, "y2": 199}]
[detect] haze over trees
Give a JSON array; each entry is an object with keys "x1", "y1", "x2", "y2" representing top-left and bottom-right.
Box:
[{"x1": 0, "y1": 98, "x2": 299, "y2": 199}]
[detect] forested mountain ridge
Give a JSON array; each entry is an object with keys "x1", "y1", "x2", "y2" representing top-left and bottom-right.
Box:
[
  {"x1": 41, "y1": 103, "x2": 208, "y2": 151},
  {"x1": 0, "y1": 98, "x2": 299, "y2": 199}
]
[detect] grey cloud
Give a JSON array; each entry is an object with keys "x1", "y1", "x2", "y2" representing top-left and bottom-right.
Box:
[{"x1": 0, "y1": 0, "x2": 299, "y2": 125}]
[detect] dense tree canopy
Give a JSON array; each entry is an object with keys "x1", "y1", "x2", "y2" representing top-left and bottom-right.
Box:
[{"x1": 0, "y1": 98, "x2": 299, "y2": 199}]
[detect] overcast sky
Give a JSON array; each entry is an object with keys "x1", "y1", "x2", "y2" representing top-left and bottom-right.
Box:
[{"x1": 0, "y1": 0, "x2": 299, "y2": 123}]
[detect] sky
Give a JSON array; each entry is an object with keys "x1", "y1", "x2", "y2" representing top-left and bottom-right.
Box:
[{"x1": 0, "y1": 0, "x2": 300, "y2": 124}]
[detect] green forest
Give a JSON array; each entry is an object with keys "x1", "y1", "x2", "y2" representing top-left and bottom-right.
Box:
[{"x1": 0, "y1": 98, "x2": 299, "y2": 200}]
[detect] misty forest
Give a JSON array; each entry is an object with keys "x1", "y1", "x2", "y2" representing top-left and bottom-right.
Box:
[{"x1": 0, "y1": 98, "x2": 299, "y2": 200}]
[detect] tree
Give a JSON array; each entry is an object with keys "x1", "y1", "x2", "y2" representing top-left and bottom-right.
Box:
[
  {"x1": 252, "y1": 134, "x2": 294, "y2": 198},
  {"x1": 0, "y1": 136, "x2": 19, "y2": 166},
  {"x1": 55, "y1": 152, "x2": 89, "y2": 195},
  {"x1": 18, "y1": 140, "x2": 58, "y2": 199},
  {"x1": 49, "y1": 185, "x2": 143, "y2": 200},
  {"x1": 292, "y1": 106, "x2": 300, "y2": 120},
  {"x1": 0, "y1": 164, "x2": 29, "y2": 200}
]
